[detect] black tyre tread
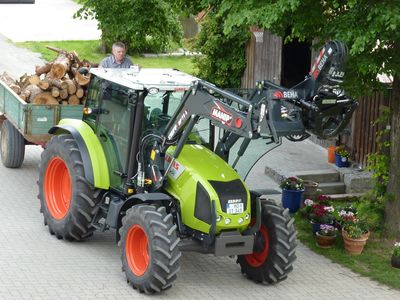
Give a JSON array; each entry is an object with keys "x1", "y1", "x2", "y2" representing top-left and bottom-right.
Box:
[
  {"x1": 38, "y1": 134, "x2": 102, "y2": 241},
  {"x1": 0, "y1": 119, "x2": 25, "y2": 168},
  {"x1": 237, "y1": 198, "x2": 297, "y2": 284},
  {"x1": 119, "y1": 205, "x2": 181, "y2": 294}
]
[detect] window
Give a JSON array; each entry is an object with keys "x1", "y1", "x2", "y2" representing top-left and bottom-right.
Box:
[
  {"x1": 143, "y1": 91, "x2": 209, "y2": 145},
  {"x1": 96, "y1": 81, "x2": 134, "y2": 190}
]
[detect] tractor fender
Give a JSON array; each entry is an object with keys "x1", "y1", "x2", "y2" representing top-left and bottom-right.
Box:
[
  {"x1": 48, "y1": 119, "x2": 110, "y2": 189},
  {"x1": 110, "y1": 192, "x2": 174, "y2": 241}
]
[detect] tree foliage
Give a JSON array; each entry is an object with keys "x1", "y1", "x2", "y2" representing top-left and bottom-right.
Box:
[
  {"x1": 75, "y1": 0, "x2": 183, "y2": 53},
  {"x1": 193, "y1": 9, "x2": 249, "y2": 87},
  {"x1": 218, "y1": 0, "x2": 400, "y2": 95}
]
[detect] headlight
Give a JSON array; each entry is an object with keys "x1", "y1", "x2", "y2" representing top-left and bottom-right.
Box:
[
  {"x1": 224, "y1": 218, "x2": 231, "y2": 225},
  {"x1": 216, "y1": 215, "x2": 222, "y2": 222},
  {"x1": 238, "y1": 217, "x2": 244, "y2": 224},
  {"x1": 245, "y1": 213, "x2": 250, "y2": 220}
]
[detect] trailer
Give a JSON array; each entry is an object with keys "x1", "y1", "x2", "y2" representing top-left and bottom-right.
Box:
[{"x1": 0, "y1": 79, "x2": 83, "y2": 168}]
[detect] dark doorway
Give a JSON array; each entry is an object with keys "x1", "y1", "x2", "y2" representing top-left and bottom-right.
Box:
[{"x1": 281, "y1": 39, "x2": 311, "y2": 88}]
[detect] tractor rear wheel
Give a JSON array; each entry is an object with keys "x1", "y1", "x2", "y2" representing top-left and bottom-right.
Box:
[
  {"x1": 237, "y1": 199, "x2": 297, "y2": 283},
  {"x1": 0, "y1": 119, "x2": 25, "y2": 168},
  {"x1": 38, "y1": 134, "x2": 102, "y2": 241},
  {"x1": 119, "y1": 204, "x2": 181, "y2": 294}
]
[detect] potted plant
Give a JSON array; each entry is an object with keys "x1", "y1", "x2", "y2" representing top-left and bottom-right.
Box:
[
  {"x1": 391, "y1": 242, "x2": 400, "y2": 269},
  {"x1": 339, "y1": 209, "x2": 370, "y2": 255},
  {"x1": 316, "y1": 224, "x2": 337, "y2": 248},
  {"x1": 309, "y1": 203, "x2": 335, "y2": 234},
  {"x1": 280, "y1": 176, "x2": 305, "y2": 213},
  {"x1": 334, "y1": 146, "x2": 350, "y2": 167}
]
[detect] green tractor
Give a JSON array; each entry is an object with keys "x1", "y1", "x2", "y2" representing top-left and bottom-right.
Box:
[{"x1": 38, "y1": 41, "x2": 357, "y2": 294}]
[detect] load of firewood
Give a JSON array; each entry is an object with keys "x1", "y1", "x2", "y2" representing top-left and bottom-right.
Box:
[{"x1": 0, "y1": 46, "x2": 95, "y2": 105}]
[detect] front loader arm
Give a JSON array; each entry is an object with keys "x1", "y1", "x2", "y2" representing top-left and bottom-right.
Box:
[{"x1": 165, "y1": 80, "x2": 259, "y2": 143}]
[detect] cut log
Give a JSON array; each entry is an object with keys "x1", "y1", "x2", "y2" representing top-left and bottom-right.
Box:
[
  {"x1": 18, "y1": 73, "x2": 31, "y2": 90},
  {"x1": 46, "y1": 77, "x2": 68, "y2": 90},
  {"x1": 1, "y1": 72, "x2": 21, "y2": 94},
  {"x1": 25, "y1": 84, "x2": 42, "y2": 103},
  {"x1": 61, "y1": 100, "x2": 69, "y2": 105},
  {"x1": 51, "y1": 86, "x2": 60, "y2": 98},
  {"x1": 32, "y1": 92, "x2": 58, "y2": 105},
  {"x1": 76, "y1": 86, "x2": 84, "y2": 98},
  {"x1": 35, "y1": 63, "x2": 52, "y2": 76},
  {"x1": 64, "y1": 79, "x2": 77, "y2": 95},
  {"x1": 28, "y1": 74, "x2": 40, "y2": 86},
  {"x1": 51, "y1": 53, "x2": 71, "y2": 79},
  {"x1": 46, "y1": 45, "x2": 81, "y2": 65},
  {"x1": 68, "y1": 95, "x2": 80, "y2": 105},
  {"x1": 19, "y1": 89, "x2": 31, "y2": 102},
  {"x1": 38, "y1": 79, "x2": 50, "y2": 90},
  {"x1": 59, "y1": 88, "x2": 69, "y2": 100},
  {"x1": 74, "y1": 68, "x2": 90, "y2": 86}
]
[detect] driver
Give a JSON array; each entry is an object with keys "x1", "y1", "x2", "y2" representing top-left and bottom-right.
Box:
[{"x1": 99, "y1": 42, "x2": 133, "y2": 68}]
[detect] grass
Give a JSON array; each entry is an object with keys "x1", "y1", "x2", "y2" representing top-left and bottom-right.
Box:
[
  {"x1": 294, "y1": 213, "x2": 400, "y2": 290},
  {"x1": 16, "y1": 40, "x2": 196, "y2": 75}
]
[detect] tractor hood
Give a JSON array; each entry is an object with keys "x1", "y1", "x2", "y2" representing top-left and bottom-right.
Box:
[{"x1": 164, "y1": 144, "x2": 251, "y2": 234}]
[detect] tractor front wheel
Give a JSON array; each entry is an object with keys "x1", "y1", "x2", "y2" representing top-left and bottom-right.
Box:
[
  {"x1": 38, "y1": 134, "x2": 102, "y2": 241},
  {"x1": 237, "y1": 199, "x2": 297, "y2": 283},
  {"x1": 119, "y1": 204, "x2": 181, "y2": 294}
]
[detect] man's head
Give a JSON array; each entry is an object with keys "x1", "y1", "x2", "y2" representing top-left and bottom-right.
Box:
[{"x1": 112, "y1": 42, "x2": 127, "y2": 64}]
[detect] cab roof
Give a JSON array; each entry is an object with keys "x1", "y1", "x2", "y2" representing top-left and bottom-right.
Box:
[{"x1": 90, "y1": 68, "x2": 199, "y2": 92}]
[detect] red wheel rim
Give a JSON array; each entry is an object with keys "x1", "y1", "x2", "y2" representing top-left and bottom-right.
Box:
[
  {"x1": 126, "y1": 224, "x2": 149, "y2": 276},
  {"x1": 44, "y1": 157, "x2": 71, "y2": 220},
  {"x1": 245, "y1": 223, "x2": 269, "y2": 267}
]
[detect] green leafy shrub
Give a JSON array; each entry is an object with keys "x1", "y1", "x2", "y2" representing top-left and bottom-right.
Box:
[
  {"x1": 75, "y1": 0, "x2": 183, "y2": 54},
  {"x1": 367, "y1": 105, "x2": 391, "y2": 198},
  {"x1": 193, "y1": 10, "x2": 249, "y2": 88}
]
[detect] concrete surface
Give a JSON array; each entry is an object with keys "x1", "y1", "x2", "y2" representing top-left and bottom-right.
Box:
[
  {"x1": 0, "y1": 146, "x2": 399, "y2": 299},
  {"x1": 0, "y1": 34, "x2": 45, "y2": 79},
  {"x1": 0, "y1": 1, "x2": 399, "y2": 299}
]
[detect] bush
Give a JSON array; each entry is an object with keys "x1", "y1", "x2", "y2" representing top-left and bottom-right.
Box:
[
  {"x1": 193, "y1": 10, "x2": 249, "y2": 88},
  {"x1": 75, "y1": 0, "x2": 183, "y2": 54}
]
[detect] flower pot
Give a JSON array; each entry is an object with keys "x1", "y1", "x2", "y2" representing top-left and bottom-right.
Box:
[
  {"x1": 342, "y1": 230, "x2": 369, "y2": 255},
  {"x1": 311, "y1": 221, "x2": 321, "y2": 235},
  {"x1": 391, "y1": 255, "x2": 400, "y2": 269},
  {"x1": 390, "y1": 255, "x2": 400, "y2": 269},
  {"x1": 328, "y1": 146, "x2": 336, "y2": 163},
  {"x1": 316, "y1": 232, "x2": 336, "y2": 248},
  {"x1": 281, "y1": 189, "x2": 304, "y2": 213},
  {"x1": 335, "y1": 153, "x2": 349, "y2": 168}
]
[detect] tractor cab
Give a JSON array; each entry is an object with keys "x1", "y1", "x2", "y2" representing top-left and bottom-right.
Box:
[{"x1": 83, "y1": 68, "x2": 201, "y2": 192}]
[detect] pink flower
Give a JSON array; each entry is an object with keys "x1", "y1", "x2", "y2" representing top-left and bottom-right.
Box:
[{"x1": 304, "y1": 199, "x2": 314, "y2": 206}]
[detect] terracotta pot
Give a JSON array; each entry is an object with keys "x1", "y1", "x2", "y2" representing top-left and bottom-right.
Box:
[
  {"x1": 316, "y1": 232, "x2": 336, "y2": 248},
  {"x1": 391, "y1": 255, "x2": 400, "y2": 269},
  {"x1": 342, "y1": 229, "x2": 370, "y2": 255}
]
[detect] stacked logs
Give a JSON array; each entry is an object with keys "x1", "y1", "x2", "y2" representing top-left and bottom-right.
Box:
[{"x1": 0, "y1": 46, "x2": 94, "y2": 105}]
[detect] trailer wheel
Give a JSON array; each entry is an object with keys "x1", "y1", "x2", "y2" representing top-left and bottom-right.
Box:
[
  {"x1": 237, "y1": 199, "x2": 297, "y2": 284},
  {"x1": 38, "y1": 134, "x2": 102, "y2": 241},
  {"x1": 0, "y1": 119, "x2": 25, "y2": 168},
  {"x1": 119, "y1": 205, "x2": 181, "y2": 294}
]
